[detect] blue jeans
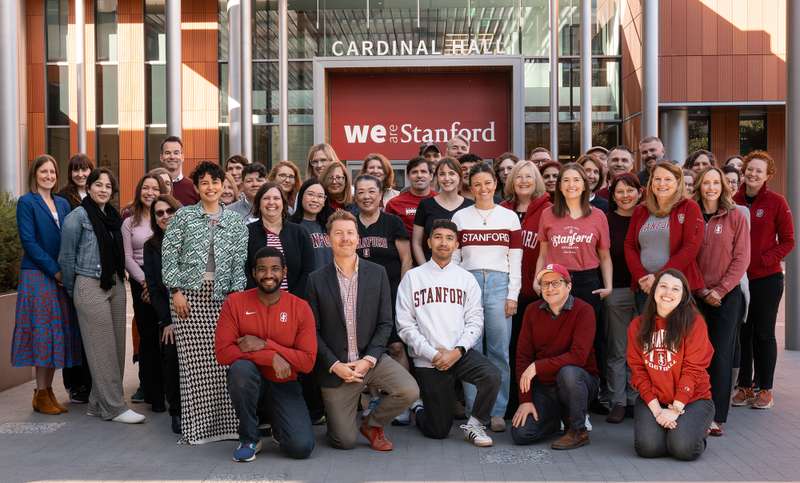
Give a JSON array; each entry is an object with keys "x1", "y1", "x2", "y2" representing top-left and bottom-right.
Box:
[
  {"x1": 464, "y1": 270, "x2": 511, "y2": 418},
  {"x1": 227, "y1": 360, "x2": 315, "y2": 459}
]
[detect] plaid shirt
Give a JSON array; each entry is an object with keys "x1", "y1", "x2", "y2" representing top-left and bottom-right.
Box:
[{"x1": 331, "y1": 256, "x2": 377, "y2": 371}]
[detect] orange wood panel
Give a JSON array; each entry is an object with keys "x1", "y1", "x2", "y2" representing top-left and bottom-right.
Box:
[
  {"x1": 685, "y1": 0, "x2": 702, "y2": 56},
  {"x1": 777, "y1": 57, "x2": 787, "y2": 99},
  {"x1": 671, "y1": 0, "x2": 687, "y2": 56},
  {"x1": 26, "y1": 2, "x2": 45, "y2": 163},
  {"x1": 28, "y1": 114, "x2": 46, "y2": 160},
  {"x1": 731, "y1": 1, "x2": 748, "y2": 54},
  {"x1": 763, "y1": 55, "x2": 779, "y2": 100},
  {"x1": 746, "y1": 0, "x2": 766, "y2": 54},
  {"x1": 685, "y1": 56, "x2": 702, "y2": 101},
  {"x1": 659, "y1": 56, "x2": 670, "y2": 100},
  {"x1": 717, "y1": 55, "x2": 733, "y2": 101},
  {"x1": 767, "y1": 108, "x2": 786, "y2": 194},
  {"x1": 715, "y1": 0, "x2": 733, "y2": 55},
  {"x1": 700, "y1": 56, "x2": 719, "y2": 100},
  {"x1": 701, "y1": 0, "x2": 718, "y2": 55},
  {"x1": 660, "y1": 0, "x2": 670, "y2": 55},
  {"x1": 746, "y1": 55, "x2": 764, "y2": 100},
  {"x1": 730, "y1": 55, "x2": 747, "y2": 100},
  {"x1": 670, "y1": 56, "x2": 687, "y2": 101}
]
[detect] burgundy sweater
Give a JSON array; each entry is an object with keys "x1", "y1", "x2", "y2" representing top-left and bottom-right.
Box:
[{"x1": 501, "y1": 194, "x2": 552, "y2": 299}]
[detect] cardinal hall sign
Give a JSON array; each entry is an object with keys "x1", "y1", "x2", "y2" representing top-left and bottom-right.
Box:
[{"x1": 330, "y1": 34, "x2": 508, "y2": 57}]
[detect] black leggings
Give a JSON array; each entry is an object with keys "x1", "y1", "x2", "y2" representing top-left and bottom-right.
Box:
[
  {"x1": 738, "y1": 273, "x2": 784, "y2": 390},
  {"x1": 570, "y1": 269, "x2": 605, "y2": 383},
  {"x1": 130, "y1": 278, "x2": 165, "y2": 408}
]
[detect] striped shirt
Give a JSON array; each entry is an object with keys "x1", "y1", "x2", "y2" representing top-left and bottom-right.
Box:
[
  {"x1": 264, "y1": 227, "x2": 289, "y2": 291},
  {"x1": 335, "y1": 257, "x2": 360, "y2": 363}
]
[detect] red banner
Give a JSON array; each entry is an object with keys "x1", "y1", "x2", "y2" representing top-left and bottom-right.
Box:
[{"x1": 327, "y1": 71, "x2": 511, "y2": 160}]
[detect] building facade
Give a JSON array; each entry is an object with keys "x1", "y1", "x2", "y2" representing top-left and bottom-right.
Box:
[{"x1": 2, "y1": 0, "x2": 789, "y2": 205}]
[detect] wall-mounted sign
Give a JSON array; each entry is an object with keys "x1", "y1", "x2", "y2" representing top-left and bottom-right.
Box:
[
  {"x1": 331, "y1": 34, "x2": 507, "y2": 57},
  {"x1": 328, "y1": 71, "x2": 511, "y2": 160}
]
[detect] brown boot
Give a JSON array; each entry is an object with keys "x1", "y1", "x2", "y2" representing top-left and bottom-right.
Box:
[
  {"x1": 32, "y1": 389, "x2": 62, "y2": 415},
  {"x1": 47, "y1": 388, "x2": 68, "y2": 413},
  {"x1": 551, "y1": 429, "x2": 589, "y2": 450}
]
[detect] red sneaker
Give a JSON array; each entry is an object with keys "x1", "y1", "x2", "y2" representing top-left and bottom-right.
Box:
[{"x1": 360, "y1": 420, "x2": 393, "y2": 451}]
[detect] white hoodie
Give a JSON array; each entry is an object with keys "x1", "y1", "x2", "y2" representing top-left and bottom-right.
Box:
[{"x1": 396, "y1": 259, "x2": 484, "y2": 368}]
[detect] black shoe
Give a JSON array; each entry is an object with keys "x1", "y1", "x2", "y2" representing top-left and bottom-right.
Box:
[
  {"x1": 171, "y1": 415, "x2": 181, "y2": 434},
  {"x1": 151, "y1": 403, "x2": 167, "y2": 413},
  {"x1": 69, "y1": 387, "x2": 89, "y2": 404},
  {"x1": 606, "y1": 404, "x2": 626, "y2": 424},
  {"x1": 625, "y1": 405, "x2": 635, "y2": 418},
  {"x1": 589, "y1": 399, "x2": 610, "y2": 415},
  {"x1": 131, "y1": 387, "x2": 145, "y2": 403}
]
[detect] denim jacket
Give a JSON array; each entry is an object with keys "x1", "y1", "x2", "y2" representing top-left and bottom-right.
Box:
[
  {"x1": 58, "y1": 206, "x2": 102, "y2": 297},
  {"x1": 161, "y1": 203, "x2": 248, "y2": 300}
]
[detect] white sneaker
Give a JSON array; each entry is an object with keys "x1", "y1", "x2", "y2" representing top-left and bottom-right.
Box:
[
  {"x1": 461, "y1": 422, "x2": 493, "y2": 447},
  {"x1": 111, "y1": 409, "x2": 146, "y2": 424},
  {"x1": 585, "y1": 414, "x2": 592, "y2": 432}
]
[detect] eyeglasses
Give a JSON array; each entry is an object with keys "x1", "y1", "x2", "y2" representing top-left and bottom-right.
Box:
[
  {"x1": 155, "y1": 208, "x2": 176, "y2": 217},
  {"x1": 540, "y1": 279, "x2": 566, "y2": 290},
  {"x1": 329, "y1": 176, "x2": 346, "y2": 182},
  {"x1": 305, "y1": 192, "x2": 326, "y2": 200},
  {"x1": 277, "y1": 173, "x2": 296, "y2": 181}
]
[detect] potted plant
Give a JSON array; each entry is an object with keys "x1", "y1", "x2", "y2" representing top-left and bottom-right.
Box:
[{"x1": 0, "y1": 192, "x2": 32, "y2": 391}]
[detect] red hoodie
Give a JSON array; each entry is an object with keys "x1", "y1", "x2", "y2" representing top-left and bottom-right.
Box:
[
  {"x1": 215, "y1": 289, "x2": 317, "y2": 382},
  {"x1": 627, "y1": 313, "x2": 713, "y2": 406},
  {"x1": 733, "y1": 184, "x2": 795, "y2": 280},
  {"x1": 501, "y1": 194, "x2": 552, "y2": 299},
  {"x1": 624, "y1": 198, "x2": 705, "y2": 291},
  {"x1": 697, "y1": 207, "x2": 750, "y2": 297}
]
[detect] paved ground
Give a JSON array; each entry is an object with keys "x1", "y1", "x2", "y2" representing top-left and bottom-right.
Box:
[{"x1": 2, "y1": 297, "x2": 800, "y2": 483}]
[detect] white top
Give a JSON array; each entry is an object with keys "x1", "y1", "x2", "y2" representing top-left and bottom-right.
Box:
[
  {"x1": 451, "y1": 204, "x2": 523, "y2": 300},
  {"x1": 395, "y1": 259, "x2": 484, "y2": 368}
]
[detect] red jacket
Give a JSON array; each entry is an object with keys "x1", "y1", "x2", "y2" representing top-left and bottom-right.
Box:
[
  {"x1": 733, "y1": 184, "x2": 795, "y2": 280},
  {"x1": 624, "y1": 198, "x2": 705, "y2": 291},
  {"x1": 627, "y1": 314, "x2": 713, "y2": 406},
  {"x1": 516, "y1": 296, "x2": 598, "y2": 403},
  {"x1": 697, "y1": 207, "x2": 750, "y2": 297},
  {"x1": 215, "y1": 289, "x2": 318, "y2": 382},
  {"x1": 501, "y1": 194, "x2": 552, "y2": 299}
]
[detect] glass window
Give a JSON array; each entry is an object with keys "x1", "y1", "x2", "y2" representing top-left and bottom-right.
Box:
[
  {"x1": 524, "y1": 122, "x2": 581, "y2": 161},
  {"x1": 252, "y1": 124, "x2": 313, "y2": 167},
  {"x1": 96, "y1": 0, "x2": 118, "y2": 62},
  {"x1": 253, "y1": 61, "x2": 313, "y2": 123},
  {"x1": 688, "y1": 109, "x2": 711, "y2": 153},
  {"x1": 521, "y1": 0, "x2": 550, "y2": 56},
  {"x1": 525, "y1": 122, "x2": 550, "y2": 157},
  {"x1": 592, "y1": 122, "x2": 620, "y2": 149},
  {"x1": 219, "y1": 125, "x2": 230, "y2": 164},
  {"x1": 219, "y1": 62, "x2": 228, "y2": 123},
  {"x1": 524, "y1": 61, "x2": 550, "y2": 123},
  {"x1": 97, "y1": 127, "x2": 120, "y2": 181},
  {"x1": 739, "y1": 112, "x2": 767, "y2": 156},
  {"x1": 253, "y1": 62, "x2": 278, "y2": 124},
  {"x1": 46, "y1": 65, "x2": 69, "y2": 126},
  {"x1": 288, "y1": 0, "x2": 321, "y2": 58},
  {"x1": 146, "y1": 126, "x2": 167, "y2": 171},
  {"x1": 96, "y1": 64, "x2": 118, "y2": 126},
  {"x1": 145, "y1": 0, "x2": 166, "y2": 62},
  {"x1": 46, "y1": 0, "x2": 69, "y2": 62},
  {"x1": 254, "y1": 0, "x2": 278, "y2": 60},
  {"x1": 146, "y1": 64, "x2": 167, "y2": 125},
  {"x1": 219, "y1": 0, "x2": 229, "y2": 61},
  {"x1": 46, "y1": 128, "x2": 70, "y2": 179}
]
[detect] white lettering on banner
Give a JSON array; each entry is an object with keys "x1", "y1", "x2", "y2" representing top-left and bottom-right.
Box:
[
  {"x1": 330, "y1": 38, "x2": 505, "y2": 57},
  {"x1": 461, "y1": 232, "x2": 509, "y2": 243},
  {"x1": 342, "y1": 121, "x2": 496, "y2": 146},
  {"x1": 550, "y1": 232, "x2": 595, "y2": 248}
]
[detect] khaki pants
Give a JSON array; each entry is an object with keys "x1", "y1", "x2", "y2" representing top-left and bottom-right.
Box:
[{"x1": 321, "y1": 355, "x2": 419, "y2": 449}]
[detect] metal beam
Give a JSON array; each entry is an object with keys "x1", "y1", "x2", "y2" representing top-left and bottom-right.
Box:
[
  {"x1": 664, "y1": 108, "x2": 688, "y2": 164},
  {"x1": 0, "y1": 0, "x2": 22, "y2": 196},
  {"x1": 75, "y1": 0, "x2": 87, "y2": 153},
  {"x1": 549, "y1": 0, "x2": 559, "y2": 160},
  {"x1": 227, "y1": 0, "x2": 242, "y2": 158},
  {"x1": 579, "y1": 0, "x2": 591, "y2": 152},
  {"x1": 786, "y1": 0, "x2": 800, "y2": 350},
  {"x1": 642, "y1": 0, "x2": 659, "y2": 138},
  {"x1": 166, "y1": 0, "x2": 182, "y2": 136},
  {"x1": 279, "y1": 0, "x2": 289, "y2": 161},
  {"x1": 241, "y1": 0, "x2": 253, "y2": 161}
]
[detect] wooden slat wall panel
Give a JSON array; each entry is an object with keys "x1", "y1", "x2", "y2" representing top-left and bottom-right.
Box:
[
  {"x1": 26, "y1": 1, "x2": 46, "y2": 161},
  {"x1": 621, "y1": 0, "x2": 643, "y2": 154},
  {"x1": 767, "y1": 108, "x2": 786, "y2": 194},
  {"x1": 84, "y1": 0, "x2": 96, "y2": 162}
]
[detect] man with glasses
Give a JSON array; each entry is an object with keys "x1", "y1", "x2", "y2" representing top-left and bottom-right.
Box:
[
  {"x1": 510, "y1": 264, "x2": 599, "y2": 450},
  {"x1": 160, "y1": 136, "x2": 199, "y2": 206},
  {"x1": 229, "y1": 163, "x2": 268, "y2": 222}
]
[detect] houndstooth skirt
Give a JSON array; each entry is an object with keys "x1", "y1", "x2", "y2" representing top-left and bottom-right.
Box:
[{"x1": 172, "y1": 280, "x2": 238, "y2": 444}]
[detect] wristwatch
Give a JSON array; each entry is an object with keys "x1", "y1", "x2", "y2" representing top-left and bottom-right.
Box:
[{"x1": 456, "y1": 346, "x2": 466, "y2": 356}]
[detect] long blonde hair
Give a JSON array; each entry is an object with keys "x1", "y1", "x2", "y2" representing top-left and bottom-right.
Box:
[
  {"x1": 692, "y1": 166, "x2": 736, "y2": 212},
  {"x1": 645, "y1": 162, "x2": 686, "y2": 216}
]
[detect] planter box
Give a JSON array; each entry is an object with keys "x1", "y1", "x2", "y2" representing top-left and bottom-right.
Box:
[{"x1": 0, "y1": 292, "x2": 34, "y2": 391}]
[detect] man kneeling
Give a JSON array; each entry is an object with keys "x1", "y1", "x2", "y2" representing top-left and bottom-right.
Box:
[
  {"x1": 511, "y1": 264, "x2": 600, "y2": 450},
  {"x1": 396, "y1": 220, "x2": 500, "y2": 447},
  {"x1": 215, "y1": 247, "x2": 317, "y2": 462}
]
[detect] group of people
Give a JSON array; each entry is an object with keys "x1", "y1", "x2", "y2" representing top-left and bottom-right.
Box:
[{"x1": 11, "y1": 132, "x2": 793, "y2": 463}]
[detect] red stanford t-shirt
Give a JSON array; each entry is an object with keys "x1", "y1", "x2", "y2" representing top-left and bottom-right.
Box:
[
  {"x1": 385, "y1": 190, "x2": 436, "y2": 237},
  {"x1": 540, "y1": 206, "x2": 610, "y2": 271}
]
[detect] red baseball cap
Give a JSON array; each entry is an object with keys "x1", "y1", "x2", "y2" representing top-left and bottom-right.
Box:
[{"x1": 536, "y1": 263, "x2": 571, "y2": 284}]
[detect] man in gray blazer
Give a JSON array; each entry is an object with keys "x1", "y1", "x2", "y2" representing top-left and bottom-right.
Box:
[{"x1": 307, "y1": 210, "x2": 419, "y2": 451}]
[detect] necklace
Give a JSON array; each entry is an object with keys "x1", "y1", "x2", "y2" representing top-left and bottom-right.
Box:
[{"x1": 476, "y1": 207, "x2": 495, "y2": 226}]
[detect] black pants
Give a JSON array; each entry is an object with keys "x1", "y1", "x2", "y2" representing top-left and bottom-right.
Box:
[
  {"x1": 507, "y1": 294, "x2": 537, "y2": 419},
  {"x1": 634, "y1": 398, "x2": 714, "y2": 461},
  {"x1": 130, "y1": 278, "x2": 165, "y2": 408},
  {"x1": 570, "y1": 269, "x2": 606, "y2": 384},
  {"x1": 511, "y1": 366, "x2": 599, "y2": 444},
  {"x1": 300, "y1": 372, "x2": 325, "y2": 421},
  {"x1": 62, "y1": 304, "x2": 92, "y2": 392},
  {"x1": 160, "y1": 325, "x2": 180, "y2": 416},
  {"x1": 738, "y1": 273, "x2": 783, "y2": 390},
  {"x1": 698, "y1": 286, "x2": 742, "y2": 424},
  {"x1": 415, "y1": 350, "x2": 501, "y2": 439}
]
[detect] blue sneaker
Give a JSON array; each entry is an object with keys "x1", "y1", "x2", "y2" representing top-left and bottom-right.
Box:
[{"x1": 232, "y1": 441, "x2": 262, "y2": 462}]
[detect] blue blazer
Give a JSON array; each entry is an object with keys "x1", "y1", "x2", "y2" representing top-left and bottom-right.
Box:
[{"x1": 17, "y1": 192, "x2": 71, "y2": 278}]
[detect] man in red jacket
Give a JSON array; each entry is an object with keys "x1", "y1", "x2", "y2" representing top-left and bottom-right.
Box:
[
  {"x1": 510, "y1": 264, "x2": 599, "y2": 450},
  {"x1": 215, "y1": 247, "x2": 317, "y2": 462}
]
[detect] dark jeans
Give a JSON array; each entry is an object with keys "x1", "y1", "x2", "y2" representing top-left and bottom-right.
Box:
[
  {"x1": 738, "y1": 273, "x2": 783, "y2": 390},
  {"x1": 227, "y1": 359, "x2": 315, "y2": 459},
  {"x1": 130, "y1": 278, "x2": 164, "y2": 408},
  {"x1": 300, "y1": 373, "x2": 325, "y2": 421},
  {"x1": 570, "y1": 269, "x2": 606, "y2": 384},
  {"x1": 63, "y1": 303, "x2": 92, "y2": 391},
  {"x1": 634, "y1": 398, "x2": 714, "y2": 461},
  {"x1": 160, "y1": 326, "x2": 180, "y2": 417},
  {"x1": 634, "y1": 289, "x2": 649, "y2": 314},
  {"x1": 507, "y1": 294, "x2": 537, "y2": 419},
  {"x1": 698, "y1": 286, "x2": 742, "y2": 423},
  {"x1": 511, "y1": 365, "x2": 599, "y2": 445},
  {"x1": 415, "y1": 350, "x2": 501, "y2": 439}
]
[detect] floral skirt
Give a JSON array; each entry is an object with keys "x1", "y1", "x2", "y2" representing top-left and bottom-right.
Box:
[{"x1": 11, "y1": 269, "x2": 82, "y2": 368}]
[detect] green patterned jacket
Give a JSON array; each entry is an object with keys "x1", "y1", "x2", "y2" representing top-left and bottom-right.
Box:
[{"x1": 161, "y1": 203, "x2": 248, "y2": 300}]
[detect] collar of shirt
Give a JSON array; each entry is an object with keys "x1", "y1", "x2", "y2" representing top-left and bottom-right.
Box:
[
  {"x1": 172, "y1": 173, "x2": 184, "y2": 183},
  {"x1": 539, "y1": 294, "x2": 575, "y2": 318},
  {"x1": 334, "y1": 255, "x2": 359, "y2": 280},
  {"x1": 425, "y1": 258, "x2": 455, "y2": 272}
]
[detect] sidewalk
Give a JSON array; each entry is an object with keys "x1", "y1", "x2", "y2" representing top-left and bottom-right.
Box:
[{"x1": 1, "y1": 300, "x2": 799, "y2": 482}]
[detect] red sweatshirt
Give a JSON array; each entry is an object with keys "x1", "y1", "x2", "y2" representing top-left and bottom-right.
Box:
[
  {"x1": 171, "y1": 176, "x2": 199, "y2": 206},
  {"x1": 624, "y1": 198, "x2": 705, "y2": 291},
  {"x1": 215, "y1": 289, "x2": 317, "y2": 382},
  {"x1": 733, "y1": 184, "x2": 795, "y2": 280},
  {"x1": 627, "y1": 314, "x2": 713, "y2": 406},
  {"x1": 515, "y1": 296, "x2": 598, "y2": 403},
  {"x1": 501, "y1": 194, "x2": 552, "y2": 299},
  {"x1": 385, "y1": 190, "x2": 436, "y2": 237},
  {"x1": 697, "y1": 207, "x2": 750, "y2": 297}
]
